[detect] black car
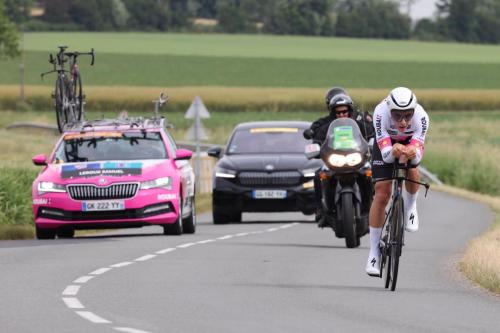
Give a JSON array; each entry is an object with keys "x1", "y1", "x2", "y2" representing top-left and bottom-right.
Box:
[{"x1": 207, "y1": 121, "x2": 323, "y2": 224}]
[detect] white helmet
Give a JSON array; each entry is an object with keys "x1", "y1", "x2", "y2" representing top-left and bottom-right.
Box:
[{"x1": 386, "y1": 87, "x2": 417, "y2": 111}]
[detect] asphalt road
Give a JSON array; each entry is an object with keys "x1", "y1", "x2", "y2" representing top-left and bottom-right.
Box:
[{"x1": 0, "y1": 190, "x2": 498, "y2": 333}]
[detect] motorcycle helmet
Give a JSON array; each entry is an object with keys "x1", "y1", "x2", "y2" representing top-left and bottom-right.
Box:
[
  {"x1": 325, "y1": 86, "x2": 348, "y2": 110},
  {"x1": 329, "y1": 93, "x2": 354, "y2": 117}
]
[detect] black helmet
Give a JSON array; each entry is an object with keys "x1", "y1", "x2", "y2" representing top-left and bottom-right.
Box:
[
  {"x1": 325, "y1": 86, "x2": 348, "y2": 109},
  {"x1": 329, "y1": 93, "x2": 354, "y2": 115}
]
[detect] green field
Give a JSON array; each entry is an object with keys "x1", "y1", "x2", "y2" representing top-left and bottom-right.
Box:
[{"x1": 0, "y1": 33, "x2": 499, "y2": 89}]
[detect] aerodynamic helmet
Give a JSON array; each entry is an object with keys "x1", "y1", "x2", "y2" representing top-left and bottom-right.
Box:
[{"x1": 386, "y1": 87, "x2": 417, "y2": 111}]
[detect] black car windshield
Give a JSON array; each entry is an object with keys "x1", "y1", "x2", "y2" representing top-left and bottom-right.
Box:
[
  {"x1": 227, "y1": 127, "x2": 310, "y2": 154},
  {"x1": 54, "y1": 131, "x2": 168, "y2": 163}
]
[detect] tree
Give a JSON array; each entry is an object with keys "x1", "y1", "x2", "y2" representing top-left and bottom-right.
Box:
[
  {"x1": 0, "y1": 0, "x2": 19, "y2": 58},
  {"x1": 335, "y1": 0, "x2": 411, "y2": 39},
  {"x1": 4, "y1": 0, "x2": 34, "y2": 24},
  {"x1": 111, "y1": 0, "x2": 130, "y2": 29}
]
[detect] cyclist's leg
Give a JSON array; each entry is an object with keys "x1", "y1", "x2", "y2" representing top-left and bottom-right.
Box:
[{"x1": 403, "y1": 167, "x2": 420, "y2": 232}]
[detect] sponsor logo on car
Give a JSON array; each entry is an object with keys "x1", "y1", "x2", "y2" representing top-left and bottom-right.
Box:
[
  {"x1": 158, "y1": 193, "x2": 178, "y2": 201},
  {"x1": 33, "y1": 198, "x2": 50, "y2": 205}
]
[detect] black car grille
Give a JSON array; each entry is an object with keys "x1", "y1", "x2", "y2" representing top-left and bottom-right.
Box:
[
  {"x1": 67, "y1": 183, "x2": 139, "y2": 200},
  {"x1": 238, "y1": 171, "x2": 302, "y2": 186}
]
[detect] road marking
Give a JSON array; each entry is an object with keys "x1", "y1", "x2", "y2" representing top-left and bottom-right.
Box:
[
  {"x1": 63, "y1": 223, "x2": 299, "y2": 331},
  {"x1": 197, "y1": 239, "x2": 216, "y2": 244},
  {"x1": 90, "y1": 267, "x2": 112, "y2": 275},
  {"x1": 134, "y1": 254, "x2": 156, "y2": 262},
  {"x1": 62, "y1": 285, "x2": 81, "y2": 296},
  {"x1": 177, "y1": 242, "x2": 196, "y2": 248},
  {"x1": 114, "y1": 327, "x2": 152, "y2": 333},
  {"x1": 73, "y1": 276, "x2": 94, "y2": 284},
  {"x1": 217, "y1": 235, "x2": 233, "y2": 240},
  {"x1": 156, "y1": 248, "x2": 176, "y2": 254},
  {"x1": 76, "y1": 311, "x2": 111, "y2": 324},
  {"x1": 62, "y1": 297, "x2": 84, "y2": 309}
]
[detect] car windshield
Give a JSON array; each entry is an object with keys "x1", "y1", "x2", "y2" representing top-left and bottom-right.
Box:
[
  {"x1": 53, "y1": 131, "x2": 168, "y2": 163},
  {"x1": 227, "y1": 127, "x2": 310, "y2": 154}
]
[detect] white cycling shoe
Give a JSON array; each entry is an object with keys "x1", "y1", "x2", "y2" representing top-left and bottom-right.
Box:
[
  {"x1": 405, "y1": 206, "x2": 419, "y2": 232},
  {"x1": 365, "y1": 254, "x2": 381, "y2": 277}
]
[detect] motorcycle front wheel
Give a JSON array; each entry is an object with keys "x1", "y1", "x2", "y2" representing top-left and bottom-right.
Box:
[{"x1": 341, "y1": 192, "x2": 359, "y2": 248}]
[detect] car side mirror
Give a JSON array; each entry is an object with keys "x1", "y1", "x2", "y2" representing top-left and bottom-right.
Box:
[
  {"x1": 32, "y1": 154, "x2": 48, "y2": 166},
  {"x1": 207, "y1": 146, "x2": 222, "y2": 158},
  {"x1": 305, "y1": 144, "x2": 320, "y2": 160},
  {"x1": 303, "y1": 129, "x2": 314, "y2": 140},
  {"x1": 175, "y1": 149, "x2": 192, "y2": 161}
]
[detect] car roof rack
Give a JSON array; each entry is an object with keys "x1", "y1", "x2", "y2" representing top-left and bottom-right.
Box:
[{"x1": 63, "y1": 92, "x2": 171, "y2": 133}]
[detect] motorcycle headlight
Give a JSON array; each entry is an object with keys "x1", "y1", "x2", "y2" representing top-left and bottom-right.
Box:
[
  {"x1": 215, "y1": 167, "x2": 236, "y2": 179},
  {"x1": 328, "y1": 154, "x2": 346, "y2": 167},
  {"x1": 140, "y1": 177, "x2": 172, "y2": 190},
  {"x1": 346, "y1": 153, "x2": 363, "y2": 166},
  {"x1": 38, "y1": 181, "x2": 66, "y2": 195}
]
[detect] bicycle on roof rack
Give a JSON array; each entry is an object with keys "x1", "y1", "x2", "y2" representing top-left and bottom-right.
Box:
[
  {"x1": 375, "y1": 159, "x2": 430, "y2": 291},
  {"x1": 41, "y1": 46, "x2": 95, "y2": 133}
]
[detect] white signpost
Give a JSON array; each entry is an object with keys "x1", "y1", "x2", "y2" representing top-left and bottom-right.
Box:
[{"x1": 185, "y1": 96, "x2": 210, "y2": 183}]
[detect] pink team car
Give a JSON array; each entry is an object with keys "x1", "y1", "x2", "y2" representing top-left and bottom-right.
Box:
[{"x1": 31, "y1": 118, "x2": 196, "y2": 239}]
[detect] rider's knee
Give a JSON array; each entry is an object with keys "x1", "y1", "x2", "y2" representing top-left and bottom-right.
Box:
[{"x1": 374, "y1": 186, "x2": 391, "y2": 205}]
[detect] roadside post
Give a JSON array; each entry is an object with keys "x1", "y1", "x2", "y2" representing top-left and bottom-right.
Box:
[{"x1": 185, "y1": 96, "x2": 210, "y2": 185}]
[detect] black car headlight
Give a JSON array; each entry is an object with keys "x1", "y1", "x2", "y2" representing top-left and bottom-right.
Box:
[{"x1": 215, "y1": 167, "x2": 236, "y2": 179}]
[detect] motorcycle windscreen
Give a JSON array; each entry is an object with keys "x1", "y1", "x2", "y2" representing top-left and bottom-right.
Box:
[{"x1": 323, "y1": 118, "x2": 368, "y2": 154}]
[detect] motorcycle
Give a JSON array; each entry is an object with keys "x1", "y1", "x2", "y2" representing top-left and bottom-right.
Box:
[{"x1": 304, "y1": 118, "x2": 372, "y2": 248}]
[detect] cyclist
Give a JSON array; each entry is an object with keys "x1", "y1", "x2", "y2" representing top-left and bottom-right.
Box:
[
  {"x1": 306, "y1": 87, "x2": 374, "y2": 226},
  {"x1": 366, "y1": 87, "x2": 430, "y2": 276}
]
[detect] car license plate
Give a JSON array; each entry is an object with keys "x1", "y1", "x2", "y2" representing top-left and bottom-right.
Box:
[
  {"x1": 252, "y1": 190, "x2": 287, "y2": 199},
  {"x1": 82, "y1": 200, "x2": 125, "y2": 211}
]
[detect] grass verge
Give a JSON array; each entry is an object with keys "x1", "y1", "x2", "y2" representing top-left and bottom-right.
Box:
[{"x1": 435, "y1": 185, "x2": 500, "y2": 294}]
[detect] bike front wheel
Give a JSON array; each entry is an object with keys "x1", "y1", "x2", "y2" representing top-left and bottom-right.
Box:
[{"x1": 389, "y1": 195, "x2": 404, "y2": 291}]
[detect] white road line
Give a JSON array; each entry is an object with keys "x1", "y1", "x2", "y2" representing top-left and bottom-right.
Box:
[
  {"x1": 114, "y1": 327, "x2": 152, "y2": 333},
  {"x1": 197, "y1": 239, "x2": 216, "y2": 244},
  {"x1": 90, "y1": 267, "x2": 112, "y2": 275},
  {"x1": 267, "y1": 228, "x2": 279, "y2": 232},
  {"x1": 235, "y1": 232, "x2": 249, "y2": 237},
  {"x1": 156, "y1": 248, "x2": 176, "y2": 254},
  {"x1": 62, "y1": 297, "x2": 85, "y2": 309},
  {"x1": 62, "y1": 285, "x2": 81, "y2": 296},
  {"x1": 177, "y1": 243, "x2": 196, "y2": 248},
  {"x1": 73, "y1": 276, "x2": 94, "y2": 284},
  {"x1": 134, "y1": 254, "x2": 156, "y2": 262},
  {"x1": 217, "y1": 235, "x2": 233, "y2": 240},
  {"x1": 111, "y1": 262, "x2": 134, "y2": 268},
  {"x1": 250, "y1": 231, "x2": 264, "y2": 234},
  {"x1": 280, "y1": 224, "x2": 294, "y2": 229},
  {"x1": 76, "y1": 311, "x2": 111, "y2": 324}
]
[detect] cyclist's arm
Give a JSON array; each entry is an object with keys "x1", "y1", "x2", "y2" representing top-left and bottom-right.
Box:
[
  {"x1": 407, "y1": 107, "x2": 429, "y2": 165},
  {"x1": 374, "y1": 104, "x2": 395, "y2": 163}
]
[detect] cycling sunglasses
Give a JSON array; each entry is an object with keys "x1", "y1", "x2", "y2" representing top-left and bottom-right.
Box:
[{"x1": 391, "y1": 109, "x2": 414, "y2": 122}]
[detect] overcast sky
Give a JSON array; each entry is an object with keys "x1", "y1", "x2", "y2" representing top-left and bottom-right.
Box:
[{"x1": 403, "y1": 0, "x2": 439, "y2": 21}]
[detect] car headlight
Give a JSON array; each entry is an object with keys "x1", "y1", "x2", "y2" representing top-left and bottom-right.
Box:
[
  {"x1": 215, "y1": 167, "x2": 236, "y2": 179},
  {"x1": 38, "y1": 181, "x2": 66, "y2": 195},
  {"x1": 301, "y1": 168, "x2": 317, "y2": 178},
  {"x1": 140, "y1": 177, "x2": 172, "y2": 190},
  {"x1": 328, "y1": 154, "x2": 347, "y2": 167},
  {"x1": 346, "y1": 153, "x2": 363, "y2": 166}
]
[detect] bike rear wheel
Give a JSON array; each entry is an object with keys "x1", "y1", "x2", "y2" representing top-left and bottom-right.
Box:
[
  {"x1": 54, "y1": 77, "x2": 66, "y2": 133},
  {"x1": 72, "y1": 74, "x2": 83, "y2": 121},
  {"x1": 389, "y1": 195, "x2": 404, "y2": 291}
]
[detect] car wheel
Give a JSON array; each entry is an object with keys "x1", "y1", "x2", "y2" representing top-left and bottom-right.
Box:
[
  {"x1": 164, "y1": 198, "x2": 183, "y2": 235},
  {"x1": 57, "y1": 228, "x2": 75, "y2": 238},
  {"x1": 36, "y1": 226, "x2": 56, "y2": 240},
  {"x1": 182, "y1": 196, "x2": 196, "y2": 234}
]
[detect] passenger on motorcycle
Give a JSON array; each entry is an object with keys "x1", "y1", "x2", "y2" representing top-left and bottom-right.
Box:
[
  {"x1": 365, "y1": 87, "x2": 430, "y2": 276},
  {"x1": 305, "y1": 87, "x2": 375, "y2": 227}
]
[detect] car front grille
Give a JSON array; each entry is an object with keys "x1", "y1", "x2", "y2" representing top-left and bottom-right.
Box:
[
  {"x1": 67, "y1": 183, "x2": 139, "y2": 200},
  {"x1": 238, "y1": 171, "x2": 302, "y2": 186}
]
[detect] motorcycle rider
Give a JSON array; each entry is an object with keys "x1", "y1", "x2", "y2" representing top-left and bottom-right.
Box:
[
  {"x1": 365, "y1": 87, "x2": 430, "y2": 276},
  {"x1": 305, "y1": 87, "x2": 375, "y2": 227}
]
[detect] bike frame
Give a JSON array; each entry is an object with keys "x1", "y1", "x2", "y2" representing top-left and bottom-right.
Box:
[{"x1": 376, "y1": 162, "x2": 430, "y2": 291}]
